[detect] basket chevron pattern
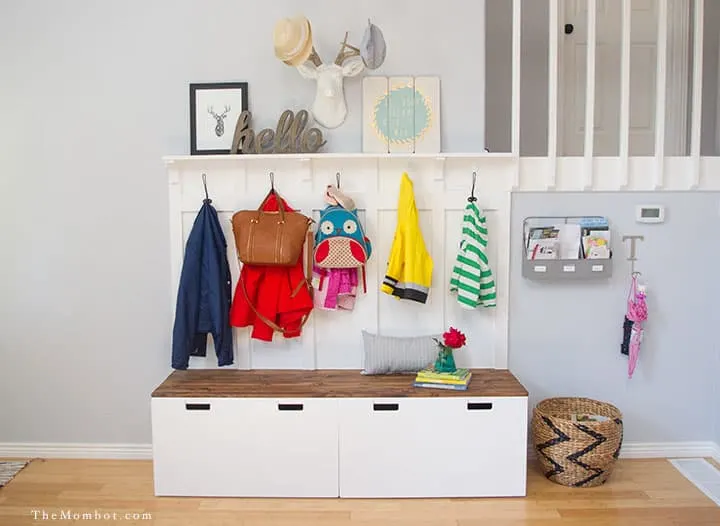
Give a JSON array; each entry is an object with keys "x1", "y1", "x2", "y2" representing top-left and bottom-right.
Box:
[{"x1": 532, "y1": 397, "x2": 623, "y2": 487}]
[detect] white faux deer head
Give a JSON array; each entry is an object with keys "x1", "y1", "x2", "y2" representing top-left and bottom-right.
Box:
[{"x1": 296, "y1": 32, "x2": 365, "y2": 129}]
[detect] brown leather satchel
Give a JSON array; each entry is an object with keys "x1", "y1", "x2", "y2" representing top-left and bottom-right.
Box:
[{"x1": 232, "y1": 190, "x2": 312, "y2": 266}]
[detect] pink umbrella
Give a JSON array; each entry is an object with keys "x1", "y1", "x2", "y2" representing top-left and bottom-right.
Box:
[{"x1": 625, "y1": 273, "x2": 648, "y2": 378}]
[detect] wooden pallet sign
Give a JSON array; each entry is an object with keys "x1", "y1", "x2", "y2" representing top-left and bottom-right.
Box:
[{"x1": 362, "y1": 76, "x2": 441, "y2": 153}]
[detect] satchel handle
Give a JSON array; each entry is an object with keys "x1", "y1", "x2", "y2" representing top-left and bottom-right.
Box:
[{"x1": 255, "y1": 188, "x2": 287, "y2": 224}]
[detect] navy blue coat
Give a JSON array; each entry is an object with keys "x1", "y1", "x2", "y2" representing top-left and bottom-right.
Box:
[{"x1": 171, "y1": 198, "x2": 233, "y2": 369}]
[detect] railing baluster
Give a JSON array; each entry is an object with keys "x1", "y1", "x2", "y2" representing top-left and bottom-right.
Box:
[
  {"x1": 691, "y1": 0, "x2": 704, "y2": 189},
  {"x1": 511, "y1": 0, "x2": 521, "y2": 187},
  {"x1": 655, "y1": 0, "x2": 668, "y2": 189},
  {"x1": 548, "y1": 0, "x2": 559, "y2": 189},
  {"x1": 619, "y1": 0, "x2": 632, "y2": 188},
  {"x1": 583, "y1": 0, "x2": 597, "y2": 190}
]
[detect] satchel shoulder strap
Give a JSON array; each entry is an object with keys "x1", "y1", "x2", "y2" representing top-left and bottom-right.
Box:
[
  {"x1": 238, "y1": 228, "x2": 314, "y2": 335},
  {"x1": 291, "y1": 230, "x2": 314, "y2": 299},
  {"x1": 238, "y1": 274, "x2": 311, "y2": 334}
]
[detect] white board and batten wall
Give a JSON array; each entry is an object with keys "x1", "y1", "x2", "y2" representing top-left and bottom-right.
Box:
[{"x1": 166, "y1": 154, "x2": 511, "y2": 371}]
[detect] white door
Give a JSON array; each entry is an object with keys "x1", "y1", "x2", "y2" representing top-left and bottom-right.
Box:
[{"x1": 559, "y1": 0, "x2": 688, "y2": 156}]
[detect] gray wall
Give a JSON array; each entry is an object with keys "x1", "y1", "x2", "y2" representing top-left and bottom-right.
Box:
[
  {"x1": 716, "y1": 358, "x2": 720, "y2": 446},
  {"x1": 0, "y1": 0, "x2": 487, "y2": 444},
  {"x1": 486, "y1": 0, "x2": 720, "y2": 156},
  {"x1": 510, "y1": 192, "x2": 720, "y2": 443},
  {"x1": 716, "y1": 343, "x2": 720, "y2": 446}
]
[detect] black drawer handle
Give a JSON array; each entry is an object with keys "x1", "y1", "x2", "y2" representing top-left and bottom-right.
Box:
[
  {"x1": 467, "y1": 402, "x2": 493, "y2": 411},
  {"x1": 278, "y1": 403, "x2": 304, "y2": 411},
  {"x1": 373, "y1": 403, "x2": 399, "y2": 411},
  {"x1": 185, "y1": 403, "x2": 210, "y2": 411}
]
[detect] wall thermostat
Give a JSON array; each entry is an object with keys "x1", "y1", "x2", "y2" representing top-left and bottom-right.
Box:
[{"x1": 636, "y1": 205, "x2": 665, "y2": 223}]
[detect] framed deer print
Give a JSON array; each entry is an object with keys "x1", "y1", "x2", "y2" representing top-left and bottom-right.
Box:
[{"x1": 189, "y1": 82, "x2": 249, "y2": 155}]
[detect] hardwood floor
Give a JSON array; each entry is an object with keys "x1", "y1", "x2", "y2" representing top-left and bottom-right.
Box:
[{"x1": 0, "y1": 458, "x2": 718, "y2": 525}]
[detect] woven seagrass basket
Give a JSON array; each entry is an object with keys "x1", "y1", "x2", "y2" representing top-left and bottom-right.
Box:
[{"x1": 531, "y1": 397, "x2": 623, "y2": 488}]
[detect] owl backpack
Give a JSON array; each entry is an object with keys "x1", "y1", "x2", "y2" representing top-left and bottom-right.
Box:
[{"x1": 313, "y1": 205, "x2": 372, "y2": 293}]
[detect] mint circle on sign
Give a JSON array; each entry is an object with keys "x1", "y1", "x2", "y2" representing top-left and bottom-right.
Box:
[{"x1": 372, "y1": 85, "x2": 432, "y2": 145}]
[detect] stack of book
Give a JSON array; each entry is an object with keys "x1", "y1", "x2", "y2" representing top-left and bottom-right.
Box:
[{"x1": 413, "y1": 367, "x2": 472, "y2": 390}]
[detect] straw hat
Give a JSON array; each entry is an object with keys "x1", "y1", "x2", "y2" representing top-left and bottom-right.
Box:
[{"x1": 273, "y1": 16, "x2": 314, "y2": 67}]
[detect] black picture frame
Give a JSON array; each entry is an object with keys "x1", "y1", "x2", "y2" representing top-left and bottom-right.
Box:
[{"x1": 189, "y1": 82, "x2": 249, "y2": 155}]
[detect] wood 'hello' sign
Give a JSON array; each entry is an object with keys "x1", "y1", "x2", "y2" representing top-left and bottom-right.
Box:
[{"x1": 230, "y1": 109, "x2": 327, "y2": 154}]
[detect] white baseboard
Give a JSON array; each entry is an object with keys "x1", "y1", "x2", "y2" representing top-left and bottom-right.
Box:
[
  {"x1": 712, "y1": 442, "x2": 720, "y2": 463},
  {"x1": 528, "y1": 441, "x2": 720, "y2": 461},
  {"x1": 1, "y1": 441, "x2": 718, "y2": 462},
  {"x1": 619, "y1": 441, "x2": 718, "y2": 459},
  {"x1": 0, "y1": 443, "x2": 152, "y2": 460}
]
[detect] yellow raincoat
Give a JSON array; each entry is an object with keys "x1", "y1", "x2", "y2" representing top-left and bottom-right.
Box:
[{"x1": 381, "y1": 173, "x2": 433, "y2": 303}]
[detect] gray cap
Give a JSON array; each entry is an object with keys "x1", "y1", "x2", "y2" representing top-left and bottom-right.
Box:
[{"x1": 360, "y1": 19, "x2": 386, "y2": 70}]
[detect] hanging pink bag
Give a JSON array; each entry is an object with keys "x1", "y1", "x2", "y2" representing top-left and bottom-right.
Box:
[{"x1": 625, "y1": 274, "x2": 647, "y2": 378}]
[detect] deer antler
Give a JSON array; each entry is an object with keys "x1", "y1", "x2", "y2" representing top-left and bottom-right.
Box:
[
  {"x1": 208, "y1": 106, "x2": 216, "y2": 116},
  {"x1": 307, "y1": 47, "x2": 323, "y2": 67},
  {"x1": 334, "y1": 32, "x2": 361, "y2": 66}
]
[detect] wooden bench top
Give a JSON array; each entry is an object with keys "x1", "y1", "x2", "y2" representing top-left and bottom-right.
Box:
[{"x1": 151, "y1": 369, "x2": 528, "y2": 398}]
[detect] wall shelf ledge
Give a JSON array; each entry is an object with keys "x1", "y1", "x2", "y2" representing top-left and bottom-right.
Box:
[{"x1": 162, "y1": 152, "x2": 514, "y2": 166}]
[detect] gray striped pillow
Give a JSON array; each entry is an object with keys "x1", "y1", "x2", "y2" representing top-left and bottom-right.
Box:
[{"x1": 361, "y1": 330, "x2": 440, "y2": 375}]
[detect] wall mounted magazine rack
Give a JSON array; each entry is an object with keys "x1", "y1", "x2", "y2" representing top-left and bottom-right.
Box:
[{"x1": 521, "y1": 216, "x2": 613, "y2": 280}]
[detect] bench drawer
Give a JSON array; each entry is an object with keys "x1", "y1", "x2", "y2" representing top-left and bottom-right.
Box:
[
  {"x1": 151, "y1": 397, "x2": 339, "y2": 497},
  {"x1": 338, "y1": 397, "x2": 527, "y2": 498}
]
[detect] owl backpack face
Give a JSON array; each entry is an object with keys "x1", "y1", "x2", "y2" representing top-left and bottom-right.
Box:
[{"x1": 313, "y1": 206, "x2": 372, "y2": 268}]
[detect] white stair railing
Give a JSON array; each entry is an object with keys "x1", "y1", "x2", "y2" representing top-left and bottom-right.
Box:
[
  {"x1": 619, "y1": 0, "x2": 632, "y2": 188},
  {"x1": 583, "y1": 0, "x2": 597, "y2": 190},
  {"x1": 533, "y1": 0, "x2": 706, "y2": 189},
  {"x1": 691, "y1": 0, "x2": 705, "y2": 188},
  {"x1": 655, "y1": 0, "x2": 669, "y2": 189},
  {"x1": 511, "y1": 0, "x2": 522, "y2": 189},
  {"x1": 548, "y1": 0, "x2": 559, "y2": 189}
]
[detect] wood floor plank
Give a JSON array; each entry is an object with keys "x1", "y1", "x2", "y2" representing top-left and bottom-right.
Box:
[
  {"x1": 0, "y1": 458, "x2": 718, "y2": 525},
  {"x1": 558, "y1": 505, "x2": 720, "y2": 521},
  {"x1": 351, "y1": 507, "x2": 561, "y2": 522}
]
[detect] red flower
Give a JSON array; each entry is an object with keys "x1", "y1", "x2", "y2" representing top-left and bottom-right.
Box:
[{"x1": 442, "y1": 327, "x2": 466, "y2": 349}]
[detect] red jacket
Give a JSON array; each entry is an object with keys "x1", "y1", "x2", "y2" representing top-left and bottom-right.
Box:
[{"x1": 229, "y1": 194, "x2": 314, "y2": 341}]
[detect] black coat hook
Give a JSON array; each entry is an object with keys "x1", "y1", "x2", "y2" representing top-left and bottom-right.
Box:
[
  {"x1": 201, "y1": 173, "x2": 211, "y2": 203},
  {"x1": 336, "y1": 172, "x2": 341, "y2": 189},
  {"x1": 269, "y1": 171, "x2": 275, "y2": 192},
  {"x1": 468, "y1": 171, "x2": 477, "y2": 202}
]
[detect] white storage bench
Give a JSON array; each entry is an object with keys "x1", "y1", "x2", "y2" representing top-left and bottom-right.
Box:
[{"x1": 151, "y1": 369, "x2": 529, "y2": 498}]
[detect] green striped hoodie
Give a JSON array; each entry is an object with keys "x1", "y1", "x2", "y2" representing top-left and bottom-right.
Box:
[{"x1": 449, "y1": 202, "x2": 497, "y2": 309}]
